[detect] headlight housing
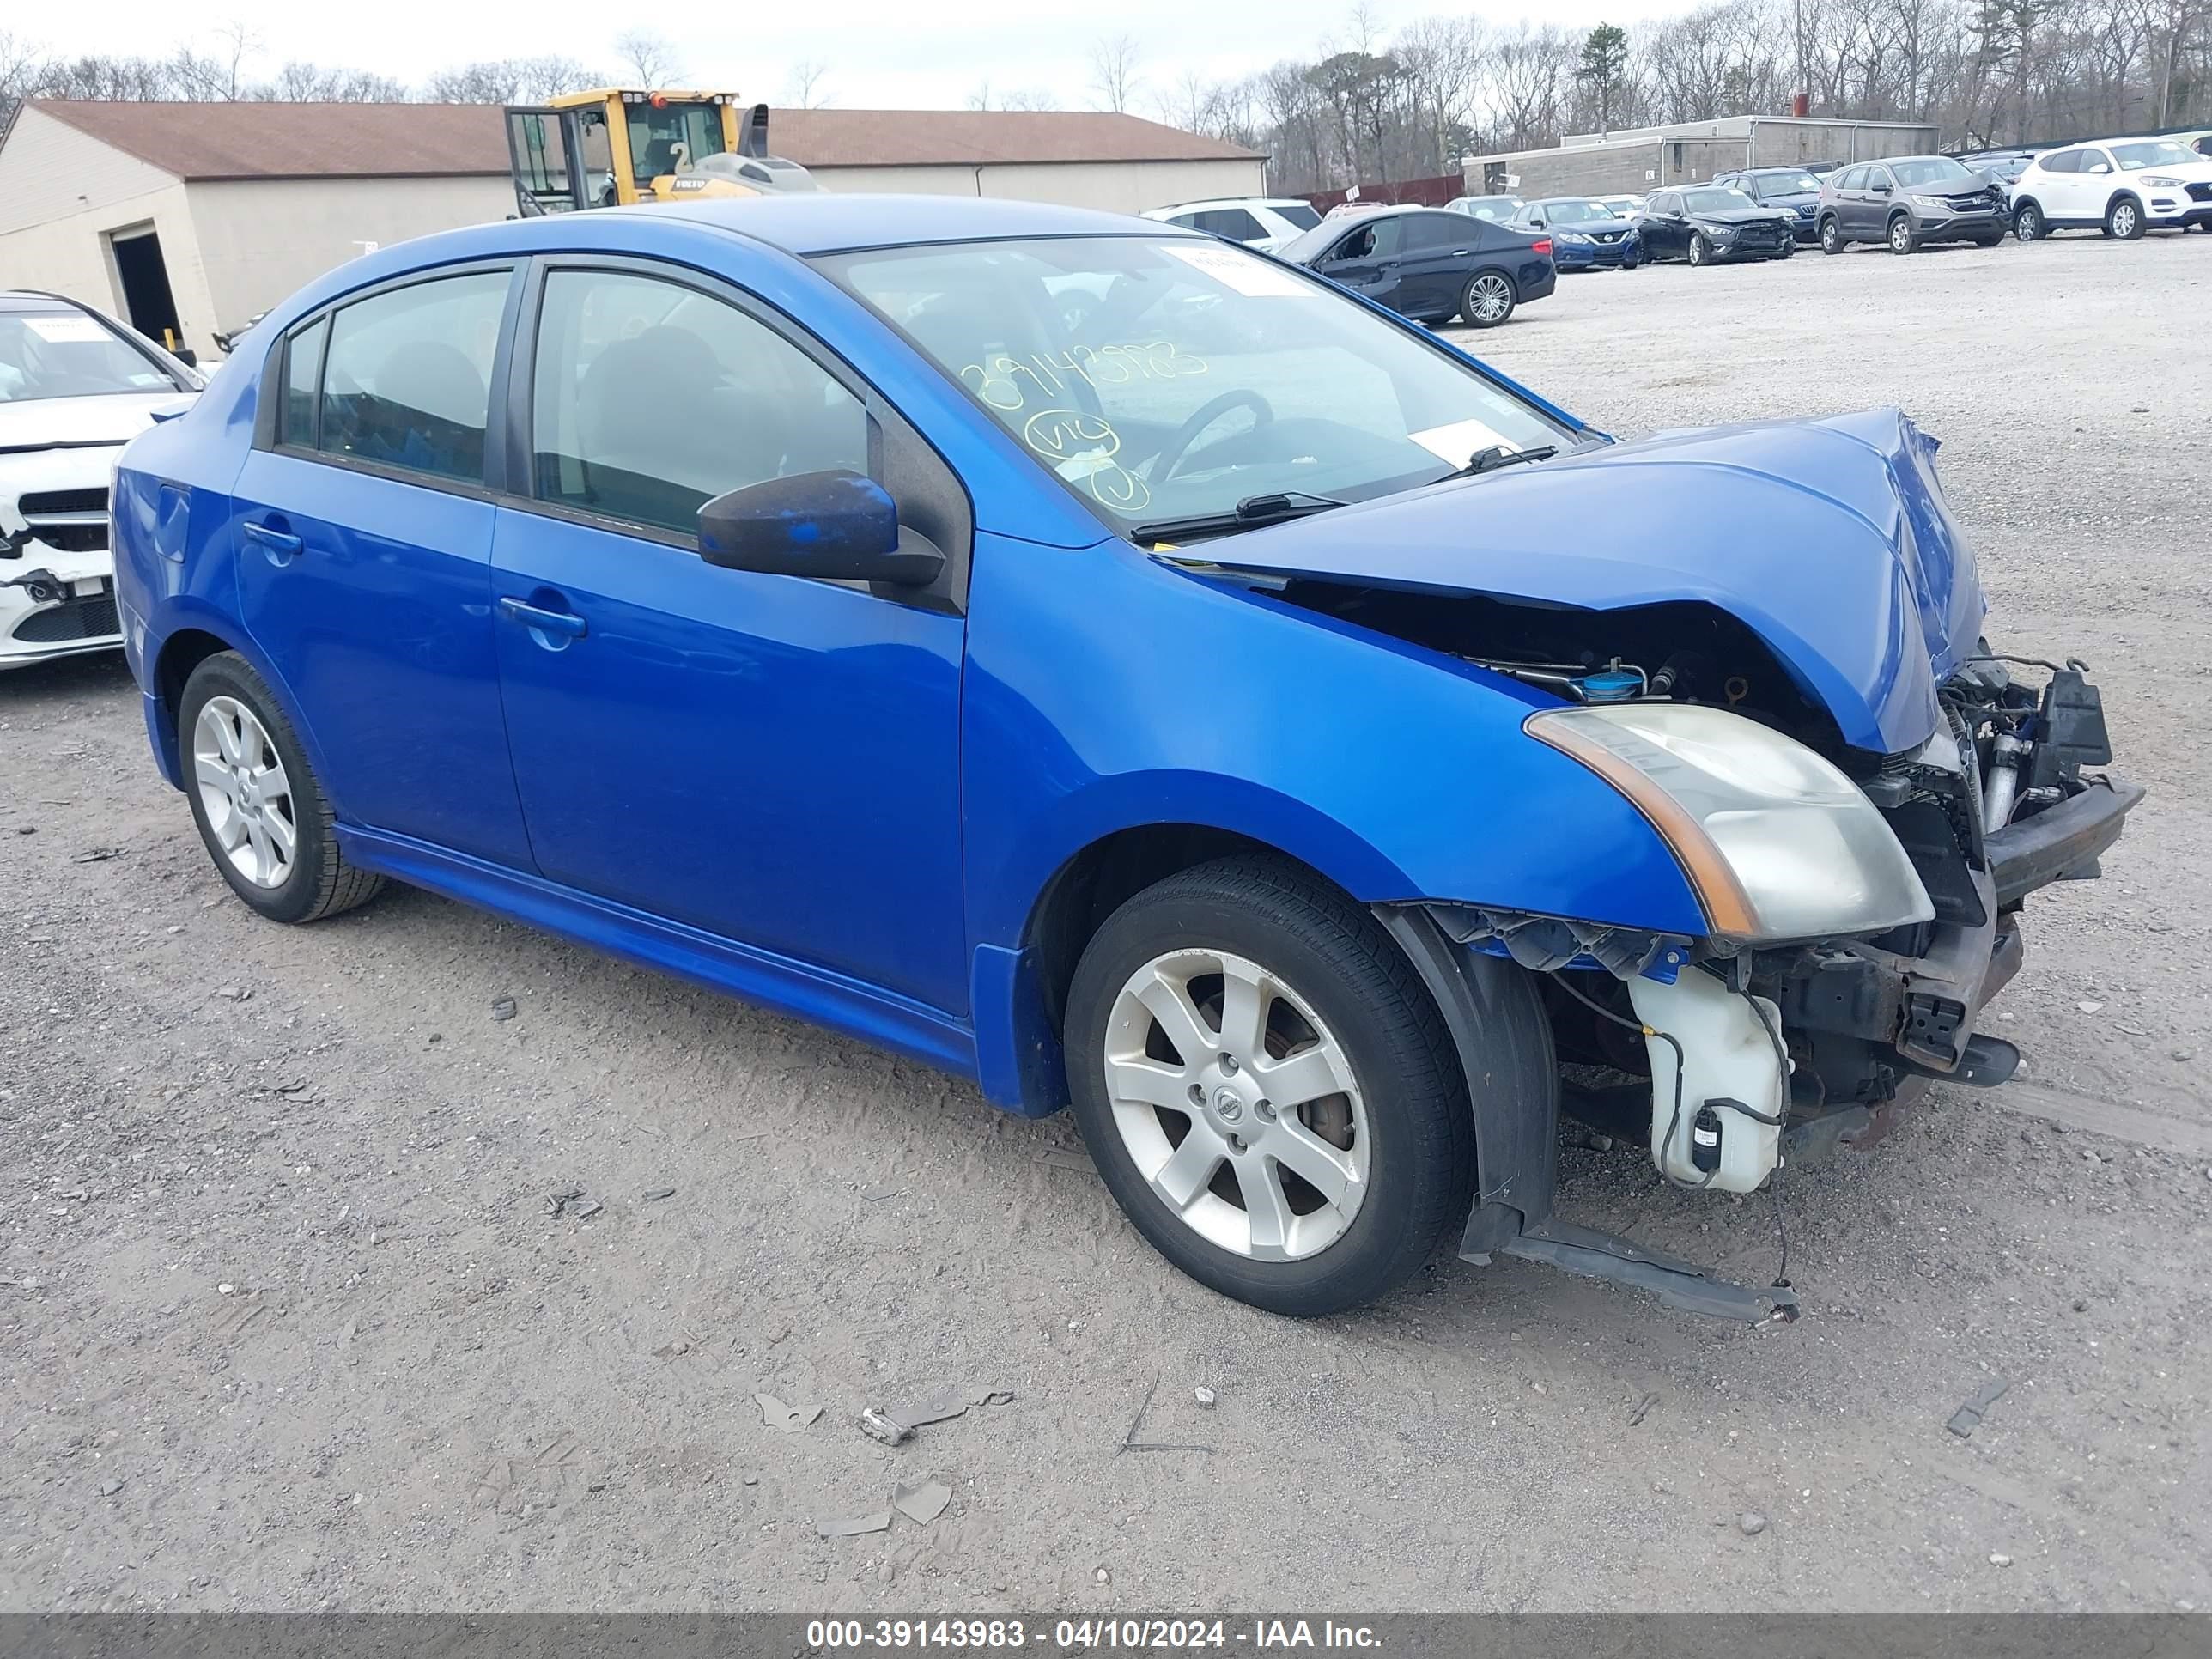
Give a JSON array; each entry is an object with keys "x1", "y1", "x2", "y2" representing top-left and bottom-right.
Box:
[
  {"x1": 1911, "y1": 193, "x2": 1948, "y2": 210},
  {"x1": 1556, "y1": 231, "x2": 1589, "y2": 244},
  {"x1": 2141, "y1": 174, "x2": 2183, "y2": 186},
  {"x1": 1527, "y1": 703, "x2": 1934, "y2": 943}
]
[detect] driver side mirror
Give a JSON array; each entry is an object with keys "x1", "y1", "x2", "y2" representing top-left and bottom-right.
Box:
[
  {"x1": 1870, "y1": 180, "x2": 1893, "y2": 195},
  {"x1": 698, "y1": 470, "x2": 943, "y2": 586}
]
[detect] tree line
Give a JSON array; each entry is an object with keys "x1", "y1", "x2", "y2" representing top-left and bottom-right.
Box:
[
  {"x1": 6, "y1": 0, "x2": 2209, "y2": 196},
  {"x1": 1136, "y1": 0, "x2": 2209, "y2": 190}
]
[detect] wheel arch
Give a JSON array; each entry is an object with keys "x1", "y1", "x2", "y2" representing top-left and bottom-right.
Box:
[{"x1": 147, "y1": 617, "x2": 337, "y2": 808}]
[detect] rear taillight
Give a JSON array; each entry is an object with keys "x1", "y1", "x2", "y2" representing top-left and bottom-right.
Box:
[{"x1": 1530, "y1": 237, "x2": 1553, "y2": 257}]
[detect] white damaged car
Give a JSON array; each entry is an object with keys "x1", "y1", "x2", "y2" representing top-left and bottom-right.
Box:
[{"x1": 2, "y1": 291, "x2": 201, "y2": 672}]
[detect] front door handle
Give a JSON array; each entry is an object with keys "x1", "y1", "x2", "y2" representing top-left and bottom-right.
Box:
[
  {"x1": 498, "y1": 595, "x2": 588, "y2": 640},
  {"x1": 242, "y1": 520, "x2": 302, "y2": 559}
]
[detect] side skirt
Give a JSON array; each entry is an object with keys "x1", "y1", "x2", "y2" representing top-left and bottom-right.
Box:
[{"x1": 338, "y1": 825, "x2": 979, "y2": 1081}]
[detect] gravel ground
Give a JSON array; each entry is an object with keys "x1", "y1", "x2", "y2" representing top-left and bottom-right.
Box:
[{"x1": 3, "y1": 228, "x2": 2208, "y2": 1616}]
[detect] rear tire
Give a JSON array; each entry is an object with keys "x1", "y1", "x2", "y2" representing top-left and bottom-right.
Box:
[
  {"x1": 1063, "y1": 858, "x2": 1474, "y2": 1316},
  {"x1": 2106, "y1": 196, "x2": 2144, "y2": 240},
  {"x1": 1820, "y1": 216, "x2": 1844, "y2": 254},
  {"x1": 178, "y1": 653, "x2": 386, "y2": 925},
  {"x1": 1887, "y1": 214, "x2": 1917, "y2": 254},
  {"x1": 1459, "y1": 270, "x2": 1516, "y2": 327}
]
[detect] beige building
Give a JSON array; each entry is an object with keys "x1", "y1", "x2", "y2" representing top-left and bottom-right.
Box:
[
  {"x1": 0, "y1": 100, "x2": 1265, "y2": 359},
  {"x1": 1464, "y1": 115, "x2": 1942, "y2": 200}
]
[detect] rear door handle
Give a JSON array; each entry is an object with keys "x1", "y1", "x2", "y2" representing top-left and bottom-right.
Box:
[
  {"x1": 241, "y1": 520, "x2": 302, "y2": 557},
  {"x1": 498, "y1": 595, "x2": 588, "y2": 639}
]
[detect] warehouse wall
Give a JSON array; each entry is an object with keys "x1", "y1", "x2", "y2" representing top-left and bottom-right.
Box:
[
  {"x1": 185, "y1": 174, "x2": 514, "y2": 331},
  {"x1": 0, "y1": 107, "x2": 219, "y2": 356}
]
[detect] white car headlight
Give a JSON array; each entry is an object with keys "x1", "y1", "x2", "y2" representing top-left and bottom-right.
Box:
[
  {"x1": 1527, "y1": 702, "x2": 1934, "y2": 943},
  {"x1": 2141, "y1": 174, "x2": 2183, "y2": 186}
]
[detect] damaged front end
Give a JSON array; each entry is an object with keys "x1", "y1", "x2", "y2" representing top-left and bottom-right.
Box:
[
  {"x1": 1182, "y1": 409, "x2": 2143, "y2": 1319},
  {"x1": 1377, "y1": 647, "x2": 2140, "y2": 1322}
]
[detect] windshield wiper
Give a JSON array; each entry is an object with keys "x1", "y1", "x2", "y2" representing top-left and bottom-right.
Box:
[
  {"x1": 1443, "y1": 443, "x2": 1559, "y2": 480},
  {"x1": 1129, "y1": 489, "x2": 1345, "y2": 545}
]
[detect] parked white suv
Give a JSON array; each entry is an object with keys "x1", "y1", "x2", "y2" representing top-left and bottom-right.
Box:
[
  {"x1": 2009, "y1": 137, "x2": 2212, "y2": 240},
  {"x1": 2, "y1": 292, "x2": 201, "y2": 672},
  {"x1": 1139, "y1": 198, "x2": 1324, "y2": 252}
]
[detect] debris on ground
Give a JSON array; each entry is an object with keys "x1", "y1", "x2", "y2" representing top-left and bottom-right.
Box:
[
  {"x1": 859, "y1": 1407, "x2": 913, "y2": 1447},
  {"x1": 545, "y1": 1187, "x2": 599, "y2": 1220},
  {"x1": 1739, "y1": 1513, "x2": 1767, "y2": 1536},
  {"x1": 641, "y1": 1188, "x2": 676, "y2": 1202},
  {"x1": 1627, "y1": 1391, "x2": 1660, "y2": 1427},
  {"x1": 893, "y1": 1478, "x2": 951, "y2": 1525},
  {"x1": 1194, "y1": 1386, "x2": 1217, "y2": 1408},
  {"x1": 1095, "y1": 1567, "x2": 1111, "y2": 1585},
  {"x1": 70, "y1": 847, "x2": 122, "y2": 863},
  {"x1": 757, "y1": 1392, "x2": 823, "y2": 1432},
  {"x1": 1118, "y1": 1373, "x2": 1212, "y2": 1455},
  {"x1": 1989, "y1": 1553, "x2": 2014, "y2": 1567},
  {"x1": 212, "y1": 986, "x2": 249, "y2": 1001},
  {"x1": 490, "y1": 996, "x2": 517, "y2": 1021},
  {"x1": 817, "y1": 1510, "x2": 891, "y2": 1538},
  {"x1": 1947, "y1": 1377, "x2": 2011, "y2": 1438},
  {"x1": 1041, "y1": 1150, "x2": 1097, "y2": 1176},
  {"x1": 99, "y1": 1477, "x2": 122, "y2": 1496}
]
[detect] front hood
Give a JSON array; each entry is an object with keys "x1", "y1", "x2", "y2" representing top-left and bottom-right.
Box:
[
  {"x1": 1182, "y1": 407, "x2": 1984, "y2": 756},
  {"x1": 0, "y1": 392, "x2": 194, "y2": 453},
  {"x1": 1696, "y1": 208, "x2": 1791, "y2": 228}
]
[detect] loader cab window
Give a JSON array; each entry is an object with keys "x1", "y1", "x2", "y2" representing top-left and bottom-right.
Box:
[{"x1": 626, "y1": 100, "x2": 726, "y2": 184}]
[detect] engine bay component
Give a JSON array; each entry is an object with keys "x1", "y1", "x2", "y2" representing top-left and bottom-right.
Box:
[{"x1": 1626, "y1": 969, "x2": 1786, "y2": 1192}]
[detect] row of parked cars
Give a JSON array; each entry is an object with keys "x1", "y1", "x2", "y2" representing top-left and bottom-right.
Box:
[{"x1": 1134, "y1": 125, "x2": 2212, "y2": 335}]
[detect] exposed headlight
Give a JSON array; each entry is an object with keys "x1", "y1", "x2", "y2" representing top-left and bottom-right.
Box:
[
  {"x1": 1526, "y1": 703, "x2": 1934, "y2": 943},
  {"x1": 1705, "y1": 222, "x2": 1735, "y2": 236},
  {"x1": 2141, "y1": 174, "x2": 2183, "y2": 186}
]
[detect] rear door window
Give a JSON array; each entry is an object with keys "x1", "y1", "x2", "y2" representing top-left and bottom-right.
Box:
[
  {"x1": 318, "y1": 270, "x2": 509, "y2": 484},
  {"x1": 278, "y1": 316, "x2": 328, "y2": 447},
  {"x1": 1401, "y1": 213, "x2": 1467, "y2": 250},
  {"x1": 1193, "y1": 208, "x2": 1265, "y2": 241}
]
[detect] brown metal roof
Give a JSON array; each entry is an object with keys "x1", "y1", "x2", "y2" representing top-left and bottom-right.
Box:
[{"x1": 24, "y1": 100, "x2": 1259, "y2": 181}]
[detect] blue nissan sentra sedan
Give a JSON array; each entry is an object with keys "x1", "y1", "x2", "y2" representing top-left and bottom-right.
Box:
[{"x1": 110, "y1": 196, "x2": 2138, "y2": 1321}]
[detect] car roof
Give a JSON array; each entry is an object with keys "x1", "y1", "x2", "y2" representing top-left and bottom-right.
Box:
[
  {"x1": 1150, "y1": 198, "x2": 1312, "y2": 211},
  {"x1": 614, "y1": 194, "x2": 1200, "y2": 256},
  {"x1": 0, "y1": 289, "x2": 88, "y2": 314}
]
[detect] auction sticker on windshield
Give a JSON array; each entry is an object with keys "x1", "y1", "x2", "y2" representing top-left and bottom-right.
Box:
[
  {"x1": 1159, "y1": 242, "x2": 1317, "y2": 298},
  {"x1": 24, "y1": 313, "x2": 112, "y2": 344}
]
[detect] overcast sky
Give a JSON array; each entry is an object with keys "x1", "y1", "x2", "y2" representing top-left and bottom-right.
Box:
[{"x1": 18, "y1": 0, "x2": 1688, "y2": 112}]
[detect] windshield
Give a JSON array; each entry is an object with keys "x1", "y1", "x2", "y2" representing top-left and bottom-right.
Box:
[
  {"x1": 1544, "y1": 200, "x2": 1618, "y2": 222},
  {"x1": 1890, "y1": 156, "x2": 1978, "y2": 187},
  {"x1": 2113, "y1": 141, "x2": 2200, "y2": 170},
  {"x1": 818, "y1": 236, "x2": 1571, "y2": 538},
  {"x1": 1273, "y1": 203, "x2": 1322, "y2": 230},
  {"x1": 1683, "y1": 187, "x2": 1757, "y2": 214},
  {"x1": 0, "y1": 307, "x2": 182, "y2": 403},
  {"x1": 1753, "y1": 172, "x2": 1820, "y2": 198},
  {"x1": 625, "y1": 100, "x2": 726, "y2": 184},
  {"x1": 1452, "y1": 198, "x2": 1517, "y2": 221}
]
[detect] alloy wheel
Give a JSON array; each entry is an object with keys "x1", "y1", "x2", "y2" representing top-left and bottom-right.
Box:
[
  {"x1": 1101, "y1": 947, "x2": 1370, "y2": 1262},
  {"x1": 2112, "y1": 202, "x2": 2138, "y2": 238},
  {"x1": 1469, "y1": 273, "x2": 1512, "y2": 323},
  {"x1": 1890, "y1": 218, "x2": 1913, "y2": 252},
  {"x1": 192, "y1": 695, "x2": 298, "y2": 889}
]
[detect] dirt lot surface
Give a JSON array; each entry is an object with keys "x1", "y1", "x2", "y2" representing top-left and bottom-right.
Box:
[{"x1": 4, "y1": 230, "x2": 2209, "y2": 1616}]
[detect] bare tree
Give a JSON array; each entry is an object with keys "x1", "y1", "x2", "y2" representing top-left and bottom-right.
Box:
[
  {"x1": 785, "y1": 60, "x2": 832, "y2": 108},
  {"x1": 615, "y1": 31, "x2": 682, "y2": 88},
  {"x1": 1089, "y1": 33, "x2": 1143, "y2": 112}
]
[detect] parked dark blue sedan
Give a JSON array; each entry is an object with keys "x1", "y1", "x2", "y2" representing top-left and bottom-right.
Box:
[
  {"x1": 1507, "y1": 198, "x2": 1644, "y2": 269},
  {"x1": 108, "y1": 195, "x2": 2135, "y2": 1322}
]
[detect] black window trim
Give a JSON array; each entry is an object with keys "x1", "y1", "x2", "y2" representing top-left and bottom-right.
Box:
[
  {"x1": 252, "y1": 258, "x2": 525, "y2": 505},
  {"x1": 501, "y1": 252, "x2": 975, "y2": 611}
]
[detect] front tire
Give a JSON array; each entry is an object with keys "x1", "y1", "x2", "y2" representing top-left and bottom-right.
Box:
[
  {"x1": 1820, "y1": 216, "x2": 1844, "y2": 254},
  {"x1": 178, "y1": 653, "x2": 386, "y2": 924},
  {"x1": 1687, "y1": 234, "x2": 1711, "y2": 266},
  {"x1": 2014, "y1": 201, "x2": 2045, "y2": 240},
  {"x1": 1064, "y1": 859, "x2": 1474, "y2": 1316},
  {"x1": 1459, "y1": 270, "x2": 1516, "y2": 327},
  {"x1": 1887, "y1": 214, "x2": 1917, "y2": 254},
  {"x1": 2107, "y1": 196, "x2": 2144, "y2": 240}
]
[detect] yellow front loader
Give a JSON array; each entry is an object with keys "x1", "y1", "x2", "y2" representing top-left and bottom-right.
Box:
[{"x1": 505, "y1": 90, "x2": 817, "y2": 216}]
